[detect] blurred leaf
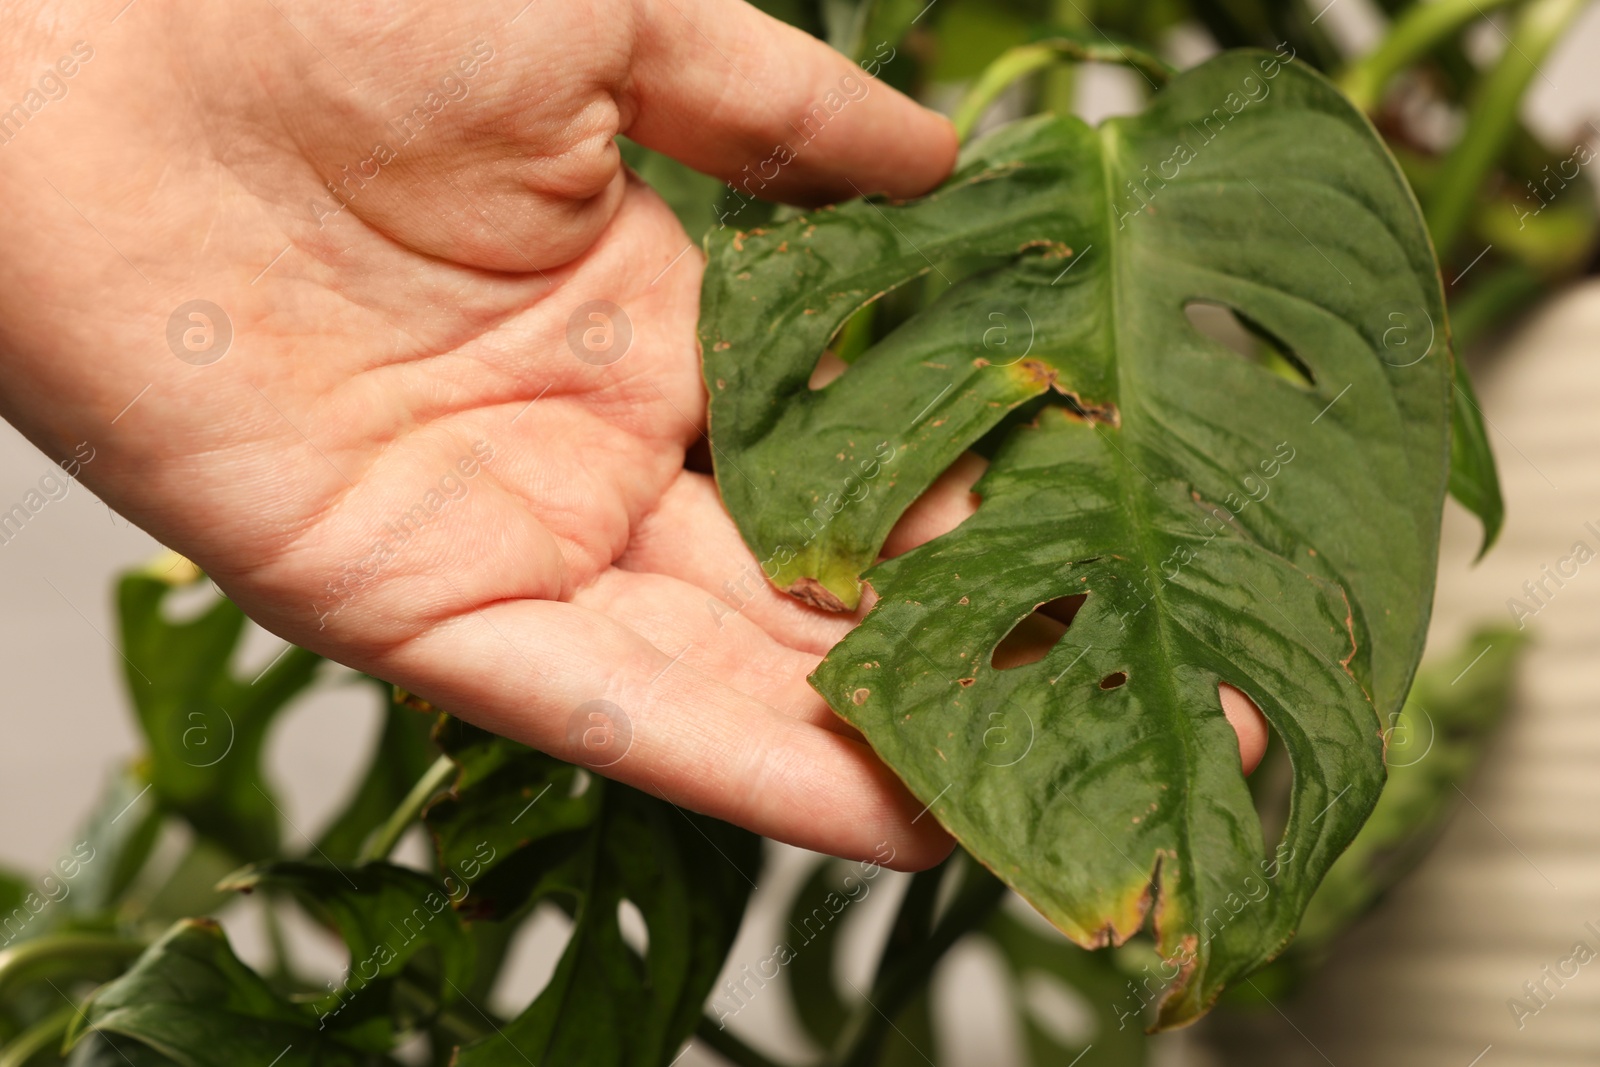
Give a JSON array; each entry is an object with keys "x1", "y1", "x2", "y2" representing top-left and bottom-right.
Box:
[
  {"x1": 63, "y1": 920, "x2": 370, "y2": 1067},
  {"x1": 137, "y1": 842, "x2": 237, "y2": 928},
  {"x1": 876, "y1": 988, "x2": 936, "y2": 1067},
  {"x1": 219, "y1": 861, "x2": 474, "y2": 1019},
  {"x1": 1422, "y1": 0, "x2": 1590, "y2": 258},
  {"x1": 747, "y1": 0, "x2": 828, "y2": 37},
  {"x1": 1, "y1": 1005, "x2": 74, "y2": 1067},
  {"x1": 984, "y1": 908, "x2": 1148, "y2": 1065},
  {"x1": 64, "y1": 1032, "x2": 179, "y2": 1067},
  {"x1": 64, "y1": 769, "x2": 162, "y2": 921},
  {"x1": 826, "y1": 0, "x2": 923, "y2": 60},
  {"x1": 315, "y1": 686, "x2": 439, "y2": 865},
  {"x1": 1478, "y1": 188, "x2": 1600, "y2": 278},
  {"x1": 0, "y1": 934, "x2": 147, "y2": 1005},
  {"x1": 422, "y1": 719, "x2": 602, "y2": 921},
  {"x1": 1188, "y1": 0, "x2": 1340, "y2": 71},
  {"x1": 0, "y1": 872, "x2": 32, "y2": 953},
  {"x1": 1448, "y1": 260, "x2": 1546, "y2": 350},
  {"x1": 930, "y1": 0, "x2": 1034, "y2": 82},
  {"x1": 450, "y1": 783, "x2": 759, "y2": 1067},
  {"x1": 117, "y1": 566, "x2": 322, "y2": 862},
  {"x1": 781, "y1": 861, "x2": 855, "y2": 1048}
]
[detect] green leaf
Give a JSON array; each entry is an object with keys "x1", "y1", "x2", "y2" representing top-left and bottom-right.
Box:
[
  {"x1": 315, "y1": 686, "x2": 440, "y2": 866},
  {"x1": 450, "y1": 784, "x2": 759, "y2": 1067},
  {"x1": 63, "y1": 919, "x2": 370, "y2": 1067},
  {"x1": 218, "y1": 862, "x2": 474, "y2": 1021},
  {"x1": 117, "y1": 563, "x2": 322, "y2": 861},
  {"x1": 1448, "y1": 356, "x2": 1505, "y2": 557},
  {"x1": 64, "y1": 1032, "x2": 179, "y2": 1067},
  {"x1": 137, "y1": 842, "x2": 238, "y2": 929},
  {"x1": 702, "y1": 52, "x2": 1455, "y2": 1026},
  {"x1": 1284, "y1": 624, "x2": 1528, "y2": 960},
  {"x1": 928, "y1": 0, "x2": 1035, "y2": 83},
  {"x1": 422, "y1": 720, "x2": 602, "y2": 921},
  {"x1": 64, "y1": 768, "x2": 163, "y2": 920},
  {"x1": 419, "y1": 719, "x2": 759, "y2": 1066},
  {"x1": 780, "y1": 861, "x2": 854, "y2": 1049},
  {"x1": 983, "y1": 908, "x2": 1149, "y2": 1066}
]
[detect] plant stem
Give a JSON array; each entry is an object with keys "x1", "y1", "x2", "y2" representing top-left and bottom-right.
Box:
[
  {"x1": 953, "y1": 37, "x2": 1172, "y2": 141},
  {"x1": 869, "y1": 861, "x2": 948, "y2": 986},
  {"x1": 954, "y1": 43, "x2": 1058, "y2": 141},
  {"x1": 1424, "y1": 0, "x2": 1589, "y2": 258},
  {"x1": 1338, "y1": 0, "x2": 1525, "y2": 112},
  {"x1": 393, "y1": 977, "x2": 492, "y2": 1045},
  {"x1": 832, "y1": 857, "x2": 1008, "y2": 1067},
  {"x1": 0, "y1": 933, "x2": 147, "y2": 999},
  {"x1": 0, "y1": 1006, "x2": 74, "y2": 1067},
  {"x1": 357, "y1": 754, "x2": 456, "y2": 864},
  {"x1": 1041, "y1": 0, "x2": 1089, "y2": 120},
  {"x1": 694, "y1": 1015, "x2": 793, "y2": 1067}
]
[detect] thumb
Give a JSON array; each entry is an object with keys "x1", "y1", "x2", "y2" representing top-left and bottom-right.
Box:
[{"x1": 625, "y1": 0, "x2": 957, "y2": 204}]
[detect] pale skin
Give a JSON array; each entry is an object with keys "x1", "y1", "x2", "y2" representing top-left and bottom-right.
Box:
[{"x1": 0, "y1": 0, "x2": 1265, "y2": 871}]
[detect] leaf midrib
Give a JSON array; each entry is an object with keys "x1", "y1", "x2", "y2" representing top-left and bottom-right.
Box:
[{"x1": 1095, "y1": 118, "x2": 1201, "y2": 954}]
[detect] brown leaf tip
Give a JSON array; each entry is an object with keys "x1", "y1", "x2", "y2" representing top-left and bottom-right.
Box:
[{"x1": 786, "y1": 576, "x2": 849, "y2": 612}]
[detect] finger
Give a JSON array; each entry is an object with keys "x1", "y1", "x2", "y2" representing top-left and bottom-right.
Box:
[
  {"x1": 572, "y1": 565, "x2": 841, "y2": 730},
  {"x1": 620, "y1": 470, "x2": 862, "y2": 655},
  {"x1": 881, "y1": 452, "x2": 987, "y2": 558},
  {"x1": 1220, "y1": 683, "x2": 1269, "y2": 775},
  {"x1": 627, "y1": 0, "x2": 957, "y2": 204},
  {"x1": 376, "y1": 596, "x2": 953, "y2": 870}
]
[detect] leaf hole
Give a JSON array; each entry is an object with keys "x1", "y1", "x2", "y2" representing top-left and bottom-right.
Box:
[
  {"x1": 487, "y1": 901, "x2": 574, "y2": 1016},
  {"x1": 991, "y1": 594, "x2": 1089, "y2": 670},
  {"x1": 808, "y1": 298, "x2": 885, "y2": 390},
  {"x1": 1021, "y1": 968, "x2": 1098, "y2": 1047},
  {"x1": 617, "y1": 898, "x2": 650, "y2": 960},
  {"x1": 1224, "y1": 683, "x2": 1293, "y2": 870},
  {"x1": 808, "y1": 349, "x2": 851, "y2": 390},
  {"x1": 1099, "y1": 671, "x2": 1128, "y2": 690},
  {"x1": 1183, "y1": 301, "x2": 1316, "y2": 388}
]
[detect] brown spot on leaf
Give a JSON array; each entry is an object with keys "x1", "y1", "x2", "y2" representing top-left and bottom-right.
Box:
[
  {"x1": 1018, "y1": 239, "x2": 1073, "y2": 259},
  {"x1": 786, "y1": 577, "x2": 849, "y2": 612},
  {"x1": 851, "y1": 687, "x2": 870, "y2": 705},
  {"x1": 958, "y1": 677, "x2": 975, "y2": 687},
  {"x1": 1013, "y1": 361, "x2": 1122, "y2": 426}
]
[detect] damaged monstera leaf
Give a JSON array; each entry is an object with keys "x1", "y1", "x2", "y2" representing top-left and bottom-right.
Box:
[{"x1": 700, "y1": 51, "x2": 1498, "y2": 1027}]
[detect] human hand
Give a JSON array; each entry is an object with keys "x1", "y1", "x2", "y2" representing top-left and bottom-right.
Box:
[{"x1": 0, "y1": 0, "x2": 1261, "y2": 870}]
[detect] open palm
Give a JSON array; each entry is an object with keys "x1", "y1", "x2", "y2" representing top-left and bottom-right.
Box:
[{"x1": 0, "y1": 0, "x2": 1262, "y2": 868}]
